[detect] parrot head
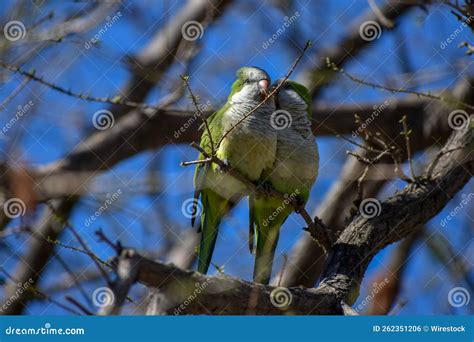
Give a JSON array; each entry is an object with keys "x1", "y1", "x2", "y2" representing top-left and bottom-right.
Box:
[
  {"x1": 229, "y1": 66, "x2": 271, "y2": 103},
  {"x1": 274, "y1": 79, "x2": 312, "y2": 117}
]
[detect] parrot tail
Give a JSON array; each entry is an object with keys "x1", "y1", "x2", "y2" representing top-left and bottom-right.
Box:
[
  {"x1": 252, "y1": 196, "x2": 290, "y2": 285},
  {"x1": 248, "y1": 194, "x2": 255, "y2": 254},
  {"x1": 197, "y1": 190, "x2": 230, "y2": 274}
]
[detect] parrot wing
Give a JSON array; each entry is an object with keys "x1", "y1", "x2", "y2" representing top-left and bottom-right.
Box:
[{"x1": 192, "y1": 103, "x2": 235, "y2": 274}]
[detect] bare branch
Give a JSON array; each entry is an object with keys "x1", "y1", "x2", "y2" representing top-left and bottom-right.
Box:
[
  {"x1": 326, "y1": 59, "x2": 474, "y2": 110},
  {"x1": 0, "y1": 61, "x2": 164, "y2": 111},
  {"x1": 113, "y1": 250, "x2": 341, "y2": 315},
  {"x1": 319, "y1": 117, "x2": 473, "y2": 302},
  {"x1": 99, "y1": 249, "x2": 139, "y2": 315},
  {"x1": 297, "y1": 0, "x2": 418, "y2": 98},
  {"x1": 181, "y1": 75, "x2": 215, "y2": 155}
]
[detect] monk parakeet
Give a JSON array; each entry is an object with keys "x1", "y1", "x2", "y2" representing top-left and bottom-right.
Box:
[
  {"x1": 192, "y1": 66, "x2": 276, "y2": 274},
  {"x1": 250, "y1": 80, "x2": 319, "y2": 284}
]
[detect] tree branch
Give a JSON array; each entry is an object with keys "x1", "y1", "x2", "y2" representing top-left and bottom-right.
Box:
[
  {"x1": 319, "y1": 116, "x2": 473, "y2": 302},
  {"x1": 114, "y1": 251, "x2": 341, "y2": 315},
  {"x1": 36, "y1": 76, "x2": 472, "y2": 176},
  {"x1": 105, "y1": 117, "x2": 472, "y2": 315},
  {"x1": 0, "y1": 0, "x2": 233, "y2": 314},
  {"x1": 297, "y1": 0, "x2": 419, "y2": 98}
]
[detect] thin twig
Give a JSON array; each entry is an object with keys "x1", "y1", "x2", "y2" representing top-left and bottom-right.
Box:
[
  {"x1": 30, "y1": 289, "x2": 83, "y2": 315},
  {"x1": 65, "y1": 296, "x2": 94, "y2": 315},
  {"x1": 347, "y1": 148, "x2": 391, "y2": 208},
  {"x1": 0, "y1": 78, "x2": 30, "y2": 111},
  {"x1": 46, "y1": 237, "x2": 111, "y2": 268},
  {"x1": 46, "y1": 202, "x2": 112, "y2": 285},
  {"x1": 0, "y1": 61, "x2": 162, "y2": 111},
  {"x1": 326, "y1": 59, "x2": 474, "y2": 110},
  {"x1": 315, "y1": 118, "x2": 386, "y2": 154},
  {"x1": 99, "y1": 249, "x2": 139, "y2": 315},
  {"x1": 54, "y1": 253, "x2": 93, "y2": 308},
  {"x1": 180, "y1": 158, "x2": 212, "y2": 166},
  {"x1": 96, "y1": 228, "x2": 121, "y2": 253},
  {"x1": 366, "y1": 130, "x2": 413, "y2": 183},
  {"x1": 181, "y1": 75, "x2": 215, "y2": 155},
  {"x1": 346, "y1": 149, "x2": 390, "y2": 165},
  {"x1": 0, "y1": 267, "x2": 82, "y2": 315},
  {"x1": 400, "y1": 115, "x2": 416, "y2": 182},
  {"x1": 356, "y1": 164, "x2": 370, "y2": 203}
]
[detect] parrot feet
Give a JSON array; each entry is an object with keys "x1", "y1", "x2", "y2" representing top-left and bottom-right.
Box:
[
  {"x1": 293, "y1": 195, "x2": 306, "y2": 213},
  {"x1": 257, "y1": 180, "x2": 274, "y2": 196},
  {"x1": 411, "y1": 176, "x2": 429, "y2": 189},
  {"x1": 405, "y1": 175, "x2": 429, "y2": 190},
  {"x1": 216, "y1": 158, "x2": 230, "y2": 173}
]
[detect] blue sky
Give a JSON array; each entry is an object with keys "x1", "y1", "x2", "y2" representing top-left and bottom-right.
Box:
[{"x1": 0, "y1": 0, "x2": 472, "y2": 315}]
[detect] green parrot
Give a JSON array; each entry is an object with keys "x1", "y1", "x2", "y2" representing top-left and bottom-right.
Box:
[
  {"x1": 250, "y1": 79, "x2": 319, "y2": 284},
  {"x1": 192, "y1": 66, "x2": 276, "y2": 275}
]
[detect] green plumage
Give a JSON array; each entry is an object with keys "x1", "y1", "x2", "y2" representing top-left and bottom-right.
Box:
[
  {"x1": 286, "y1": 80, "x2": 312, "y2": 117},
  {"x1": 193, "y1": 66, "x2": 275, "y2": 275},
  {"x1": 193, "y1": 105, "x2": 229, "y2": 274},
  {"x1": 251, "y1": 80, "x2": 318, "y2": 285},
  {"x1": 252, "y1": 195, "x2": 292, "y2": 284},
  {"x1": 193, "y1": 73, "x2": 317, "y2": 283}
]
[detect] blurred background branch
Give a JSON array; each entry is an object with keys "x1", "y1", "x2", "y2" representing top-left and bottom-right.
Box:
[{"x1": 0, "y1": 0, "x2": 472, "y2": 316}]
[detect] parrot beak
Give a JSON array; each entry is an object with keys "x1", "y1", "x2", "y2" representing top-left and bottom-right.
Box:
[{"x1": 258, "y1": 79, "x2": 270, "y2": 99}]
